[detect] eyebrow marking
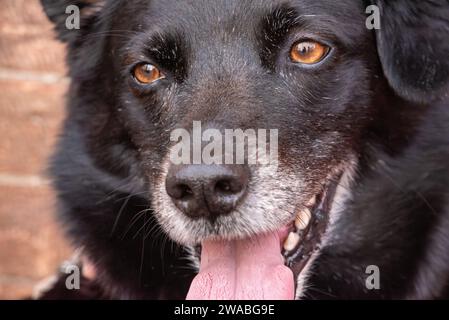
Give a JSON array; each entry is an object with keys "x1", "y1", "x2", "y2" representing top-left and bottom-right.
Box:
[
  {"x1": 259, "y1": 5, "x2": 301, "y2": 68},
  {"x1": 143, "y1": 32, "x2": 188, "y2": 81}
]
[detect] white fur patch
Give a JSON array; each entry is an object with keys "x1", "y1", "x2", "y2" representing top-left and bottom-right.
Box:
[{"x1": 152, "y1": 152, "x2": 305, "y2": 245}]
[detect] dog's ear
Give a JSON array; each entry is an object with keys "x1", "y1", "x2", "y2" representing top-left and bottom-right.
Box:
[
  {"x1": 372, "y1": 0, "x2": 449, "y2": 104},
  {"x1": 41, "y1": 0, "x2": 105, "y2": 43}
]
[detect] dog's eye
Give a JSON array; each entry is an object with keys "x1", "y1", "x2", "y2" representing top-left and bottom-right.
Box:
[
  {"x1": 132, "y1": 63, "x2": 165, "y2": 84},
  {"x1": 290, "y1": 40, "x2": 330, "y2": 65}
]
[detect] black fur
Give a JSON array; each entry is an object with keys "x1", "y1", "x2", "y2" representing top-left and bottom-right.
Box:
[
  {"x1": 40, "y1": 0, "x2": 449, "y2": 299},
  {"x1": 373, "y1": 0, "x2": 449, "y2": 103}
]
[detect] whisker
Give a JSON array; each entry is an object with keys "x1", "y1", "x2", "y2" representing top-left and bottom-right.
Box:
[
  {"x1": 381, "y1": 170, "x2": 438, "y2": 215},
  {"x1": 133, "y1": 214, "x2": 157, "y2": 239},
  {"x1": 110, "y1": 194, "x2": 133, "y2": 236},
  {"x1": 138, "y1": 211, "x2": 150, "y2": 285},
  {"x1": 120, "y1": 208, "x2": 151, "y2": 240}
]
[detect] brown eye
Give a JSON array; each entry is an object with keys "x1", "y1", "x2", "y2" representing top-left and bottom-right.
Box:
[
  {"x1": 132, "y1": 63, "x2": 164, "y2": 84},
  {"x1": 290, "y1": 40, "x2": 330, "y2": 65}
]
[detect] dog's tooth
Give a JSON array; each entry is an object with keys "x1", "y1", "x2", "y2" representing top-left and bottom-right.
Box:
[
  {"x1": 283, "y1": 232, "x2": 301, "y2": 252},
  {"x1": 307, "y1": 196, "x2": 317, "y2": 208},
  {"x1": 295, "y1": 208, "x2": 312, "y2": 230}
]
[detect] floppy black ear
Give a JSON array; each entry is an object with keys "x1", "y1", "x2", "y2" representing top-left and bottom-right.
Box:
[
  {"x1": 373, "y1": 0, "x2": 449, "y2": 104},
  {"x1": 41, "y1": 0, "x2": 105, "y2": 43}
]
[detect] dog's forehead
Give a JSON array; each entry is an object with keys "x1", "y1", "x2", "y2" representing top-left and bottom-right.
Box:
[{"x1": 139, "y1": 0, "x2": 365, "y2": 37}]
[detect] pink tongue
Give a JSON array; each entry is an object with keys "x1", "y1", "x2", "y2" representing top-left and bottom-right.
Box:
[{"x1": 186, "y1": 230, "x2": 295, "y2": 300}]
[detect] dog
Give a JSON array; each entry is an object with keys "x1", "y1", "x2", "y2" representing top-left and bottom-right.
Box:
[{"x1": 39, "y1": 0, "x2": 449, "y2": 299}]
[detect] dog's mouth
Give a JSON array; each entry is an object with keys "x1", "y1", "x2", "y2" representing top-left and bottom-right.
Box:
[
  {"x1": 186, "y1": 172, "x2": 342, "y2": 300},
  {"x1": 282, "y1": 175, "x2": 340, "y2": 283}
]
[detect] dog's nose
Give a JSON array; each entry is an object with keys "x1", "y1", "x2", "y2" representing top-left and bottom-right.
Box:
[{"x1": 165, "y1": 164, "x2": 249, "y2": 219}]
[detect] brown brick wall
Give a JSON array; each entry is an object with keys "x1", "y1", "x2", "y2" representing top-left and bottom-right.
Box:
[{"x1": 0, "y1": 0, "x2": 71, "y2": 299}]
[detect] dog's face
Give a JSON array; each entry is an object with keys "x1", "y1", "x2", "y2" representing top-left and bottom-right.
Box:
[
  {"x1": 103, "y1": 0, "x2": 378, "y2": 245},
  {"x1": 43, "y1": 0, "x2": 449, "y2": 299}
]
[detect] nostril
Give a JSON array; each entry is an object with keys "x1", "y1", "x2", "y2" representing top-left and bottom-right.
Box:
[
  {"x1": 173, "y1": 184, "x2": 194, "y2": 200},
  {"x1": 215, "y1": 180, "x2": 232, "y2": 194},
  {"x1": 214, "y1": 178, "x2": 244, "y2": 195}
]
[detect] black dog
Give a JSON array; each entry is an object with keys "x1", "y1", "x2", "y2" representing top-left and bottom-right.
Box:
[{"x1": 39, "y1": 0, "x2": 449, "y2": 299}]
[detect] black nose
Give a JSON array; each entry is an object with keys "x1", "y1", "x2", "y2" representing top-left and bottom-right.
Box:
[{"x1": 165, "y1": 164, "x2": 249, "y2": 219}]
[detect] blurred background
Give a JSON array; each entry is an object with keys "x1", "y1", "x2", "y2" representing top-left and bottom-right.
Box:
[{"x1": 0, "y1": 0, "x2": 71, "y2": 299}]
